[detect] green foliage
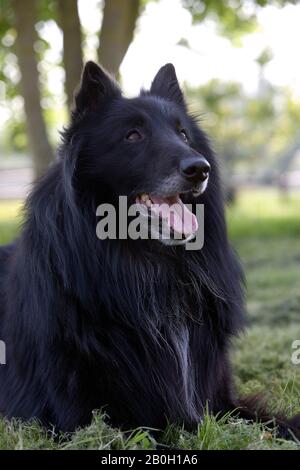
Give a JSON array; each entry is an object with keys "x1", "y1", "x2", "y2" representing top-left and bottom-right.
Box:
[
  {"x1": 0, "y1": 0, "x2": 61, "y2": 153},
  {"x1": 183, "y1": 0, "x2": 299, "y2": 41},
  {"x1": 0, "y1": 0, "x2": 13, "y2": 37},
  {"x1": 186, "y1": 80, "x2": 300, "y2": 177},
  {"x1": 183, "y1": 0, "x2": 256, "y2": 42}
]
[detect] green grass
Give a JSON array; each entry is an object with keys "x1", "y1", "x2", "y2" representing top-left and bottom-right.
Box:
[
  {"x1": 0, "y1": 200, "x2": 23, "y2": 245},
  {"x1": 0, "y1": 189, "x2": 300, "y2": 449},
  {"x1": 227, "y1": 189, "x2": 300, "y2": 240}
]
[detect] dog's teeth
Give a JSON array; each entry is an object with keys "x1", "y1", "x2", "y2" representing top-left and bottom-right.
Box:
[
  {"x1": 141, "y1": 193, "x2": 149, "y2": 202},
  {"x1": 139, "y1": 193, "x2": 152, "y2": 207}
]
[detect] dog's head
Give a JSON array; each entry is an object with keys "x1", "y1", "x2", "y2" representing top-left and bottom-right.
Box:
[{"x1": 67, "y1": 61, "x2": 214, "y2": 244}]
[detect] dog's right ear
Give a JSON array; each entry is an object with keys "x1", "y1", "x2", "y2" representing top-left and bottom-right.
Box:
[{"x1": 74, "y1": 61, "x2": 121, "y2": 114}]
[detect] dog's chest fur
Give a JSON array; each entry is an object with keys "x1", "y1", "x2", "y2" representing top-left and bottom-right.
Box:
[{"x1": 93, "y1": 253, "x2": 226, "y2": 429}]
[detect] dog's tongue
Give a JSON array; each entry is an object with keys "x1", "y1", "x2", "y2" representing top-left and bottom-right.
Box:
[{"x1": 150, "y1": 195, "x2": 198, "y2": 237}]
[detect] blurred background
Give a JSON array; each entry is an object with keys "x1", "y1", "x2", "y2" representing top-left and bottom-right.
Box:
[
  {"x1": 0, "y1": 0, "x2": 300, "y2": 448},
  {"x1": 1, "y1": 0, "x2": 300, "y2": 192}
]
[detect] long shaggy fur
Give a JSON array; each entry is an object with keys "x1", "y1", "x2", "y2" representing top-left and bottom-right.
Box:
[{"x1": 0, "y1": 62, "x2": 299, "y2": 437}]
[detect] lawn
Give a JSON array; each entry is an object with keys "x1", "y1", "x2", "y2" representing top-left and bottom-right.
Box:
[{"x1": 0, "y1": 189, "x2": 300, "y2": 450}]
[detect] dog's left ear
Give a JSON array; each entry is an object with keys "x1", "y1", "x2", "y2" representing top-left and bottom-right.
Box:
[{"x1": 150, "y1": 64, "x2": 185, "y2": 107}]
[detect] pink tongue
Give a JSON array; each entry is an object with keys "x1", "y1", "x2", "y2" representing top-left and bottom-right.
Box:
[{"x1": 150, "y1": 195, "x2": 198, "y2": 237}]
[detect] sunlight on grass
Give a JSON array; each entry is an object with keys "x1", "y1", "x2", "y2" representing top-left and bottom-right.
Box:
[
  {"x1": 0, "y1": 200, "x2": 23, "y2": 223},
  {"x1": 227, "y1": 189, "x2": 300, "y2": 239},
  {"x1": 0, "y1": 200, "x2": 22, "y2": 245}
]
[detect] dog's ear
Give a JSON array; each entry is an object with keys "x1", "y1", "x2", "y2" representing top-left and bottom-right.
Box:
[
  {"x1": 74, "y1": 61, "x2": 121, "y2": 114},
  {"x1": 150, "y1": 64, "x2": 185, "y2": 107}
]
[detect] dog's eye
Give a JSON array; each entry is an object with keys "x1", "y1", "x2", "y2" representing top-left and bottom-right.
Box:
[
  {"x1": 125, "y1": 129, "x2": 143, "y2": 142},
  {"x1": 179, "y1": 129, "x2": 188, "y2": 143}
]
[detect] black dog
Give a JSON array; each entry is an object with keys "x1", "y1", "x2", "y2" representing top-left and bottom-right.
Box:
[{"x1": 0, "y1": 62, "x2": 299, "y2": 438}]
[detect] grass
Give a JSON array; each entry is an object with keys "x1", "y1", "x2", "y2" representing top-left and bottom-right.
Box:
[
  {"x1": 0, "y1": 201, "x2": 23, "y2": 245},
  {"x1": 0, "y1": 189, "x2": 300, "y2": 450}
]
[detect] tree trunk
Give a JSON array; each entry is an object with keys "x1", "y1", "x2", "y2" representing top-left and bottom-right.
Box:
[
  {"x1": 98, "y1": 0, "x2": 140, "y2": 76},
  {"x1": 57, "y1": 0, "x2": 83, "y2": 110},
  {"x1": 13, "y1": 0, "x2": 54, "y2": 179}
]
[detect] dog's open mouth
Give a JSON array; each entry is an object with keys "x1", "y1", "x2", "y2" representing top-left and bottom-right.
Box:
[{"x1": 135, "y1": 193, "x2": 198, "y2": 243}]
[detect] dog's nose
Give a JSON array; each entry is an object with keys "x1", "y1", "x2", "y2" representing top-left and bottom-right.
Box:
[{"x1": 180, "y1": 157, "x2": 210, "y2": 183}]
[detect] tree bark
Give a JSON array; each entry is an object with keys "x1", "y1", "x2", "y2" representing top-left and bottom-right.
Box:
[
  {"x1": 98, "y1": 0, "x2": 140, "y2": 76},
  {"x1": 13, "y1": 0, "x2": 54, "y2": 179},
  {"x1": 57, "y1": 0, "x2": 83, "y2": 110}
]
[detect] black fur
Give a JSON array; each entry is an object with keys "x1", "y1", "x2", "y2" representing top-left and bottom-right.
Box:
[{"x1": 0, "y1": 62, "x2": 299, "y2": 438}]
